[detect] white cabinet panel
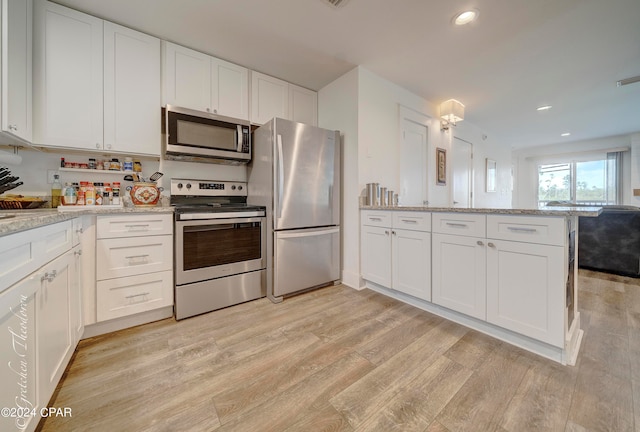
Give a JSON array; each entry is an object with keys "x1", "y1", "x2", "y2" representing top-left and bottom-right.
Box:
[
  {"x1": 251, "y1": 71, "x2": 288, "y2": 125},
  {"x1": 104, "y1": 22, "x2": 160, "y2": 155},
  {"x1": 0, "y1": 271, "x2": 39, "y2": 432},
  {"x1": 392, "y1": 211, "x2": 431, "y2": 232},
  {"x1": 361, "y1": 225, "x2": 392, "y2": 287},
  {"x1": 487, "y1": 215, "x2": 565, "y2": 246},
  {"x1": 162, "y1": 41, "x2": 211, "y2": 112},
  {"x1": 96, "y1": 270, "x2": 173, "y2": 321},
  {"x1": 33, "y1": 0, "x2": 103, "y2": 149},
  {"x1": 1, "y1": 0, "x2": 32, "y2": 143},
  {"x1": 211, "y1": 56, "x2": 249, "y2": 120},
  {"x1": 288, "y1": 83, "x2": 317, "y2": 126},
  {"x1": 392, "y1": 229, "x2": 430, "y2": 301},
  {"x1": 432, "y1": 233, "x2": 486, "y2": 319},
  {"x1": 487, "y1": 239, "x2": 565, "y2": 347},
  {"x1": 96, "y1": 235, "x2": 173, "y2": 280},
  {"x1": 96, "y1": 213, "x2": 173, "y2": 238},
  {"x1": 361, "y1": 210, "x2": 392, "y2": 228}
]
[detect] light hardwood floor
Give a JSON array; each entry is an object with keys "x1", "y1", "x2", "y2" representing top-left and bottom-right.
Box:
[{"x1": 39, "y1": 270, "x2": 640, "y2": 432}]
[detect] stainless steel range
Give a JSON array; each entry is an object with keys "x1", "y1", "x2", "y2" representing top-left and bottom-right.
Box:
[{"x1": 171, "y1": 179, "x2": 266, "y2": 320}]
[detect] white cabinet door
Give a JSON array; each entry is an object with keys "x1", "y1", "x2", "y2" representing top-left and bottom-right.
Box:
[
  {"x1": 104, "y1": 22, "x2": 160, "y2": 155},
  {"x1": 0, "y1": 271, "x2": 39, "y2": 432},
  {"x1": 432, "y1": 233, "x2": 486, "y2": 319},
  {"x1": 162, "y1": 41, "x2": 211, "y2": 112},
  {"x1": 1, "y1": 0, "x2": 32, "y2": 142},
  {"x1": 37, "y1": 249, "x2": 75, "y2": 409},
  {"x1": 288, "y1": 83, "x2": 317, "y2": 126},
  {"x1": 361, "y1": 225, "x2": 392, "y2": 288},
  {"x1": 33, "y1": 0, "x2": 103, "y2": 149},
  {"x1": 251, "y1": 71, "x2": 288, "y2": 125},
  {"x1": 69, "y1": 245, "x2": 83, "y2": 345},
  {"x1": 211, "y1": 56, "x2": 248, "y2": 120},
  {"x1": 486, "y1": 239, "x2": 565, "y2": 347},
  {"x1": 392, "y1": 229, "x2": 431, "y2": 301}
]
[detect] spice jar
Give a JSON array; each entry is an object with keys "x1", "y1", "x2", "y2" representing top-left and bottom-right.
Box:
[
  {"x1": 88, "y1": 158, "x2": 96, "y2": 169},
  {"x1": 85, "y1": 182, "x2": 96, "y2": 206},
  {"x1": 109, "y1": 158, "x2": 121, "y2": 171},
  {"x1": 112, "y1": 182, "x2": 121, "y2": 205}
]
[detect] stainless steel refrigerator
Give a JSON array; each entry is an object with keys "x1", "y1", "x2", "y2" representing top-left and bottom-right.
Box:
[{"x1": 248, "y1": 118, "x2": 340, "y2": 302}]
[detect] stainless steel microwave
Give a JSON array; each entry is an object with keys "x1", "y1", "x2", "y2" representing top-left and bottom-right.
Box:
[{"x1": 164, "y1": 105, "x2": 251, "y2": 164}]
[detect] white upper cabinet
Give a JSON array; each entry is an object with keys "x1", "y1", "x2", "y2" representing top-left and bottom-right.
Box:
[
  {"x1": 0, "y1": 0, "x2": 32, "y2": 143},
  {"x1": 33, "y1": 0, "x2": 103, "y2": 150},
  {"x1": 211, "y1": 56, "x2": 248, "y2": 120},
  {"x1": 104, "y1": 22, "x2": 160, "y2": 155},
  {"x1": 34, "y1": 1, "x2": 161, "y2": 155},
  {"x1": 163, "y1": 41, "x2": 211, "y2": 112},
  {"x1": 163, "y1": 41, "x2": 249, "y2": 120},
  {"x1": 288, "y1": 83, "x2": 317, "y2": 127},
  {"x1": 251, "y1": 71, "x2": 289, "y2": 125}
]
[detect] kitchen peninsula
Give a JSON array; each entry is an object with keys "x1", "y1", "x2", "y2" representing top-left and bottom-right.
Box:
[{"x1": 360, "y1": 205, "x2": 602, "y2": 365}]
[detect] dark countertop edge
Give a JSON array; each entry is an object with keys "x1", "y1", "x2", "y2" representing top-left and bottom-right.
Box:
[
  {"x1": 359, "y1": 205, "x2": 603, "y2": 217},
  {"x1": 0, "y1": 207, "x2": 175, "y2": 237}
]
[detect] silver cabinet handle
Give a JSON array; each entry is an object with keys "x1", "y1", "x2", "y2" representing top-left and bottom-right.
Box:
[
  {"x1": 446, "y1": 222, "x2": 468, "y2": 228},
  {"x1": 453, "y1": 201, "x2": 459, "y2": 204},
  {"x1": 392, "y1": 230, "x2": 397, "y2": 235},
  {"x1": 125, "y1": 292, "x2": 150, "y2": 300},
  {"x1": 74, "y1": 250, "x2": 82, "y2": 257},
  {"x1": 206, "y1": 108, "x2": 211, "y2": 112},
  {"x1": 76, "y1": 227, "x2": 83, "y2": 234},
  {"x1": 423, "y1": 200, "x2": 429, "y2": 205},
  {"x1": 96, "y1": 143, "x2": 101, "y2": 149},
  {"x1": 213, "y1": 109, "x2": 218, "y2": 114},
  {"x1": 40, "y1": 270, "x2": 58, "y2": 283},
  {"x1": 384, "y1": 230, "x2": 390, "y2": 235},
  {"x1": 369, "y1": 217, "x2": 382, "y2": 221},
  {"x1": 488, "y1": 242, "x2": 496, "y2": 248},
  {"x1": 8, "y1": 124, "x2": 17, "y2": 131},
  {"x1": 125, "y1": 224, "x2": 150, "y2": 230},
  {"x1": 125, "y1": 254, "x2": 149, "y2": 264},
  {"x1": 477, "y1": 240, "x2": 484, "y2": 246},
  {"x1": 106, "y1": 144, "x2": 112, "y2": 150},
  {"x1": 401, "y1": 219, "x2": 418, "y2": 224},
  {"x1": 507, "y1": 227, "x2": 537, "y2": 233}
]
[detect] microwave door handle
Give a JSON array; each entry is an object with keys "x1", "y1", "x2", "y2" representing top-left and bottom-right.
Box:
[
  {"x1": 277, "y1": 134, "x2": 284, "y2": 219},
  {"x1": 236, "y1": 125, "x2": 242, "y2": 151}
]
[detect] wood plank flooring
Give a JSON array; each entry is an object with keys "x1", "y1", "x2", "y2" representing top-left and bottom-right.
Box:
[{"x1": 39, "y1": 269, "x2": 640, "y2": 432}]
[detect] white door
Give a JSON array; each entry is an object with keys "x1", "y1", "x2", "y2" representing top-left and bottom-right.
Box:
[
  {"x1": 432, "y1": 232, "x2": 486, "y2": 319},
  {"x1": 33, "y1": 1, "x2": 103, "y2": 149},
  {"x1": 360, "y1": 225, "x2": 392, "y2": 287},
  {"x1": 486, "y1": 239, "x2": 565, "y2": 347},
  {"x1": 251, "y1": 71, "x2": 288, "y2": 125},
  {"x1": 211, "y1": 56, "x2": 249, "y2": 120},
  {"x1": 399, "y1": 111, "x2": 429, "y2": 206},
  {"x1": 451, "y1": 137, "x2": 472, "y2": 207},
  {"x1": 162, "y1": 41, "x2": 211, "y2": 112},
  {"x1": 104, "y1": 22, "x2": 160, "y2": 155},
  {"x1": 392, "y1": 229, "x2": 431, "y2": 300}
]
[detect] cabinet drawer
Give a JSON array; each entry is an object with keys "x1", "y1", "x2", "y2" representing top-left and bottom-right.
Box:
[
  {"x1": 487, "y1": 215, "x2": 566, "y2": 246},
  {"x1": 97, "y1": 270, "x2": 173, "y2": 321},
  {"x1": 392, "y1": 212, "x2": 431, "y2": 232},
  {"x1": 97, "y1": 214, "x2": 173, "y2": 238},
  {"x1": 432, "y1": 213, "x2": 486, "y2": 237},
  {"x1": 96, "y1": 235, "x2": 173, "y2": 280},
  {"x1": 361, "y1": 211, "x2": 391, "y2": 227}
]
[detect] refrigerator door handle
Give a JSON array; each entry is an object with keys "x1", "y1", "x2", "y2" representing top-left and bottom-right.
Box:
[
  {"x1": 277, "y1": 227, "x2": 340, "y2": 239},
  {"x1": 277, "y1": 134, "x2": 284, "y2": 219}
]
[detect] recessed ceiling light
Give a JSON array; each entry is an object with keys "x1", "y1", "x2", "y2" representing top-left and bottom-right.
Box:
[
  {"x1": 561, "y1": 132, "x2": 571, "y2": 137},
  {"x1": 537, "y1": 105, "x2": 552, "y2": 111},
  {"x1": 453, "y1": 10, "x2": 479, "y2": 26}
]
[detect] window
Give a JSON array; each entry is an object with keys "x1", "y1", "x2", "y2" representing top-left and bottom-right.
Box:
[{"x1": 537, "y1": 152, "x2": 622, "y2": 206}]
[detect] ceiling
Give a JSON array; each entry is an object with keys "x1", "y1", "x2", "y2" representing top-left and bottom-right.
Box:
[{"x1": 54, "y1": 0, "x2": 640, "y2": 149}]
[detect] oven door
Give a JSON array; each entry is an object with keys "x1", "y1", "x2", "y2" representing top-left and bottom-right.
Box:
[{"x1": 175, "y1": 216, "x2": 266, "y2": 285}]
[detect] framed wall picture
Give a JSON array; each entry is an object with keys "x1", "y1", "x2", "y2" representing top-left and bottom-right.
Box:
[
  {"x1": 436, "y1": 148, "x2": 446, "y2": 186},
  {"x1": 486, "y1": 158, "x2": 497, "y2": 192}
]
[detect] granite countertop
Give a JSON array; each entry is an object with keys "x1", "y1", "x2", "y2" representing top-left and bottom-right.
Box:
[
  {"x1": 0, "y1": 206, "x2": 175, "y2": 237},
  {"x1": 360, "y1": 205, "x2": 603, "y2": 217}
]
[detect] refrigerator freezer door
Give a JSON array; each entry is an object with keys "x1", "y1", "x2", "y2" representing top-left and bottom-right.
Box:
[
  {"x1": 274, "y1": 118, "x2": 340, "y2": 230},
  {"x1": 274, "y1": 226, "x2": 340, "y2": 297}
]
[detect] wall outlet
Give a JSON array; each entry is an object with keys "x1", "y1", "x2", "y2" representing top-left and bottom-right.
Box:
[{"x1": 47, "y1": 170, "x2": 59, "y2": 184}]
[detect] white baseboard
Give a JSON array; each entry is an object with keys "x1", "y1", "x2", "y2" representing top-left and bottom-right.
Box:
[{"x1": 81, "y1": 306, "x2": 174, "y2": 339}]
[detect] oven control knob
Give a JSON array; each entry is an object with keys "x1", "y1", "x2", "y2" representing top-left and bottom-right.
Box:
[
  {"x1": 177, "y1": 183, "x2": 183, "y2": 189},
  {"x1": 238, "y1": 185, "x2": 243, "y2": 191},
  {"x1": 186, "y1": 183, "x2": 192, "y2": 189},
  {"x1": 231, "y1": 185, "x2": 236, "y2": 190}
]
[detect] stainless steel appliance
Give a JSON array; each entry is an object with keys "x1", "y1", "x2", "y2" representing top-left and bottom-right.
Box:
[
  {"x1": 164, "y1": 105, "x2": 251, "y2": 164},
  {"x1": 172, "y1": 179, "x2": 266, "y2": 319},
  {"x1": 248, "y1": 118, "x2": 340, "y2": 302}
]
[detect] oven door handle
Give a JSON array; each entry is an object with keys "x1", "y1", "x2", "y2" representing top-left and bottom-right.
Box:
[
  {"x1": 184, "y1": 224, "x2": 236, "y2": 232},
  {"x1": 277, "y1": 134, "x2": 284, "y2": 220}
]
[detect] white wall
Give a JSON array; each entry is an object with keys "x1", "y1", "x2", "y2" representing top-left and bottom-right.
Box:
[{"x1": 513, "y1": 134, "x2": 635, "y2": 207}]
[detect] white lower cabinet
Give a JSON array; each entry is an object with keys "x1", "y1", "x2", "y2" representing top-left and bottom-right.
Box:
[
  {"x1": 361, "y1": 211, "x2": 431, "y2": 301},
  {"x1": 95, "y1": 214, "x2": 173, "y2": 322},
  {"x1": 432, "y1": 233, "x2": 486, "y2": 319},
  {"x1": 486, "y1": 238, "x2": 565, "y2": 347}
]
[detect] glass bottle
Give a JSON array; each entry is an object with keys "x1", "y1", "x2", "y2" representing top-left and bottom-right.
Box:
[{"x1": 51, "y1": 174, "x2": 62, "y2": 208}]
